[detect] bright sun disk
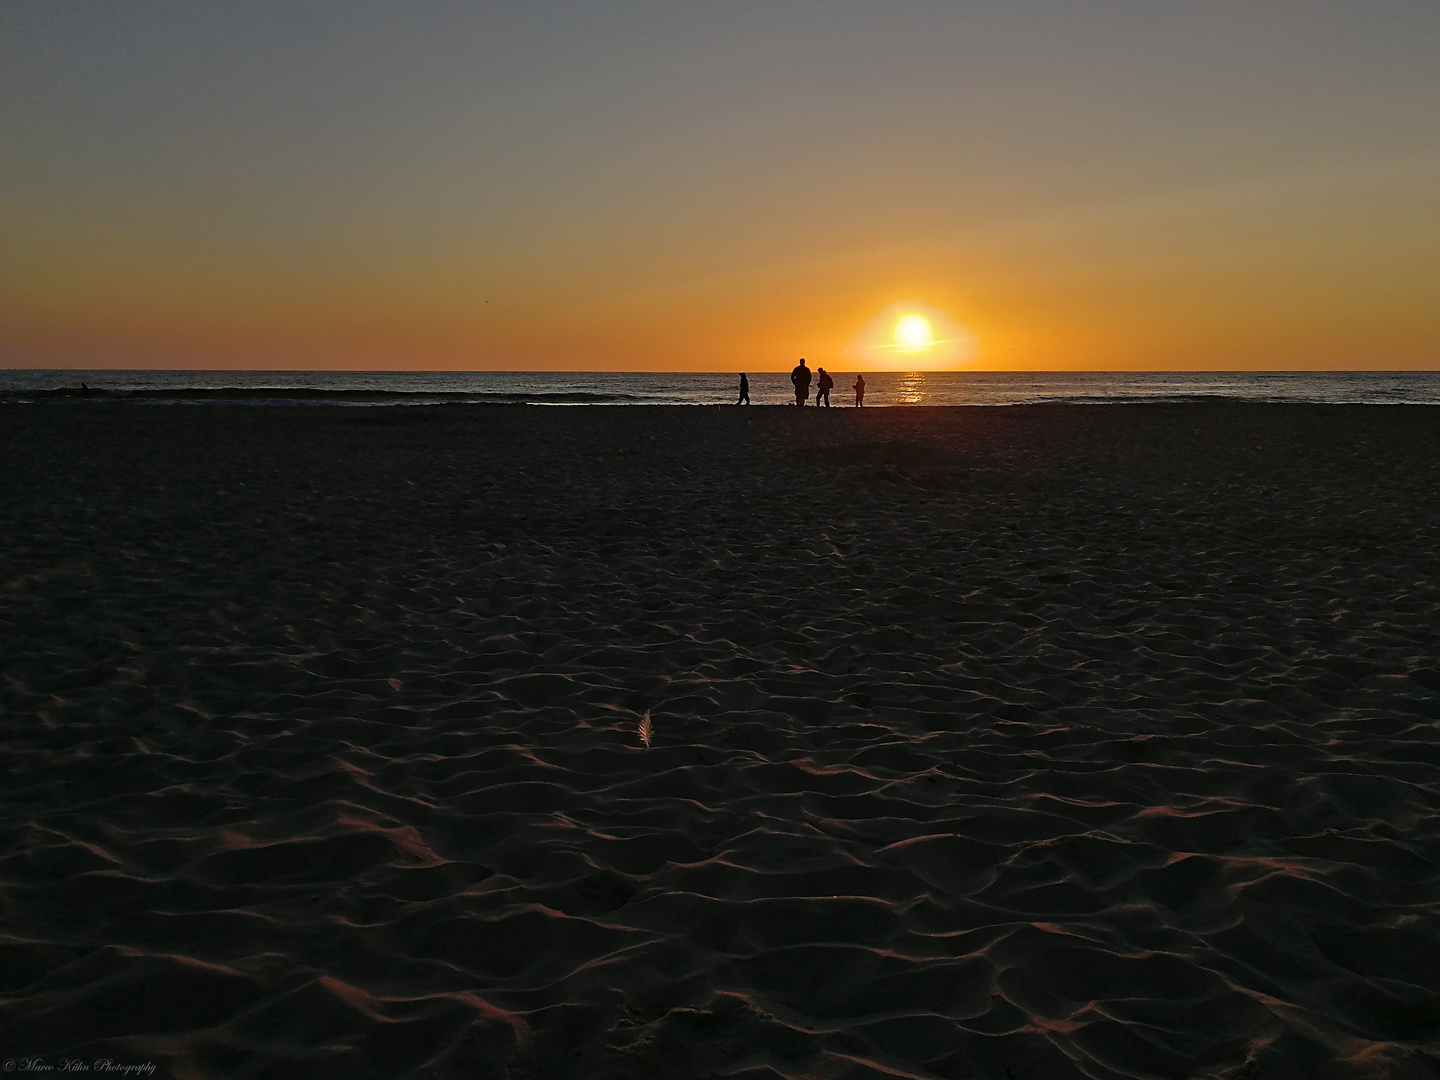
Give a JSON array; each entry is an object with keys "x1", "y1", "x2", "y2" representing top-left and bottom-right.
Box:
[{"x1": 895, "y1": 314, "x2": 932, "y2": 349}]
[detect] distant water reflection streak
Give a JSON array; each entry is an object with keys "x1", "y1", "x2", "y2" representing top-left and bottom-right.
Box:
[{"x1": 896, "y1": 372, "x2": 926, "y2": 405}]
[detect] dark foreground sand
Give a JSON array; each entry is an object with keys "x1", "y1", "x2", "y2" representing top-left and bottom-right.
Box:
[{"x1": 1, "y1": 403, "x2": 1439, "y2": 1080}]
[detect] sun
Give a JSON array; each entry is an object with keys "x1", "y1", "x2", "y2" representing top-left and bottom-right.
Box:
[
  {"x1": 851, "y1": 302, "x2": 977, "y2": 370},
  {"x1": 895, "y1": 314, "x2": 933, "y2": 350}
]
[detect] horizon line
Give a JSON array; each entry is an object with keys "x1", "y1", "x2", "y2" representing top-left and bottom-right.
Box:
[{"x1": 5, "y1": 366, "x2": 1440, "y2": 375}]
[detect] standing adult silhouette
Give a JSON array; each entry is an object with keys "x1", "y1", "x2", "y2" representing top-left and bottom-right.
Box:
[
  {"x1": 790, "y1": 359, "x2": 812, "y2": 406},
  {"x1": 737, "y1": 373, "x2": 750, "y2": 405},
  {"x1": 816, "y1": 368, "x2": 834, "y2": 407},
  {"x1": 853, "y1": 374, "x2": 866, "y2": 407}
]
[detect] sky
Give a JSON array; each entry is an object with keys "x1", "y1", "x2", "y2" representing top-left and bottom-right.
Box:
[{"x1": 2, "y1": 2, "x2": 1438, "y2": 372}]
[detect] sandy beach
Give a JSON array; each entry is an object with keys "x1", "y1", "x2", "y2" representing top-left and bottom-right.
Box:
[{"x1": 1, "y1": 402, "x2": 1438, "y2": 1080}]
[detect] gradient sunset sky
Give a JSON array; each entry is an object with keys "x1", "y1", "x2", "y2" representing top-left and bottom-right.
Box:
[{"x1": 3, "y1": 2, "x2": 1438, "y2": 372}]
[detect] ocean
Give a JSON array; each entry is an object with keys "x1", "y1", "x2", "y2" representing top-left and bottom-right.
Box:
[{"x1": 3, "y1": 369, "x2": 1439, "y2": 407}]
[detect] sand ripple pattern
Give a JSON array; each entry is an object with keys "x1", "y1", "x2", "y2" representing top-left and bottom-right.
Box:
[{"x1": 2, "y1": 404, "x2": 1439, "y2": 1079}]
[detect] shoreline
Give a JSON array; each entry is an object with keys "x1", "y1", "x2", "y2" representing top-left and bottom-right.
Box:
[{"x1": 5, "y1": 368, "x2": 1440, "y2": 410}]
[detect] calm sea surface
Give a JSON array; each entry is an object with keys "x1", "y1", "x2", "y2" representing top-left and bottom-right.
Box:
[{"x1": 3, "y1": 370, "x2": 1439, "y2": 407}]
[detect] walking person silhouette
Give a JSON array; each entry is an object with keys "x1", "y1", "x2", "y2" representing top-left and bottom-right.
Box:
[
  {"x1": 816, "y1": 367, "x2": 834, "y2": 407},
  {"x1": 737, "y1": 373, "x2": 750, "y2": 405},
  {"x1": 790, "y1": 358, "x2": 812, "y2": 406}
]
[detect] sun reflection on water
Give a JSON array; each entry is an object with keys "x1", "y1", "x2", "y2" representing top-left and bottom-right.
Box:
[{"x1": 896, "y1": 372, "x2": 926, "y2": 405}]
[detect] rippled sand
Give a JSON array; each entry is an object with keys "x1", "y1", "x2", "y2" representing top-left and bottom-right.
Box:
[{"x1": 2, "y1": 403, "x2": 1438, "y2": 1079}]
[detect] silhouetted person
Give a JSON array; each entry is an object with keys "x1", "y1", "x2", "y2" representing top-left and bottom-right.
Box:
[
  {"x1": 816, "y1": 367, "x2": 833, "y2": 407},
  {"x1": 791, "y1": 358, "x2": 811, "y2": 405},
  {"x1": 853, "y1": 373, "x2": 866, "y2": 407},
  {"x1": 737, "y1": 373, "x2": 750, "y2": 405}
]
